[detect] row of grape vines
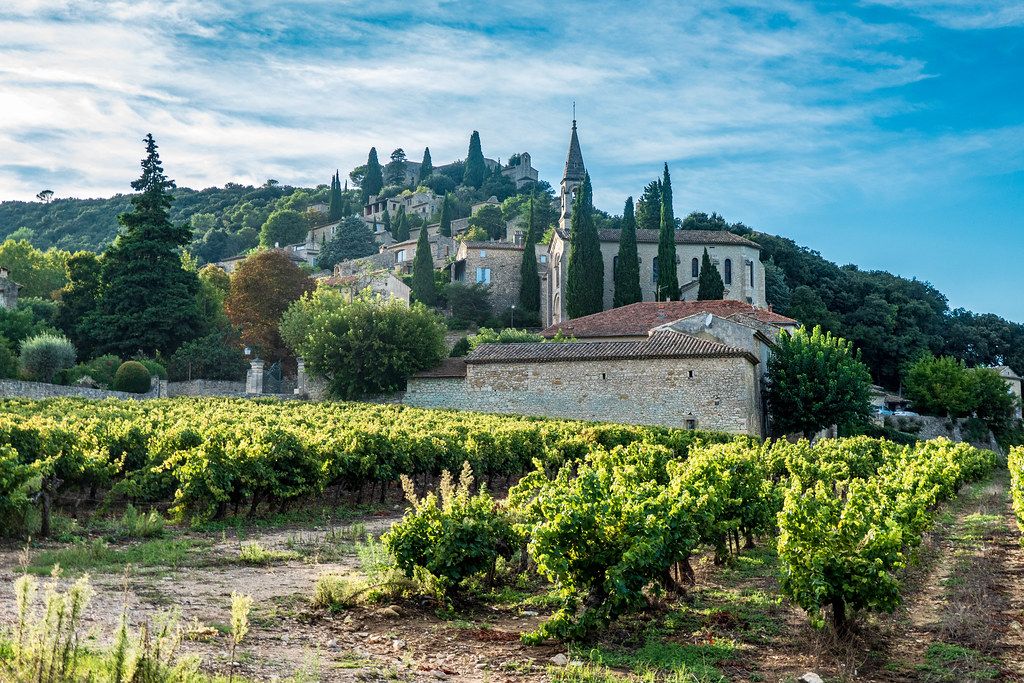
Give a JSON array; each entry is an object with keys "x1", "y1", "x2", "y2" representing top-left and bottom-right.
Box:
[{"x1": 1010, "y1": 446, "x2": 1024, "y2": 537}]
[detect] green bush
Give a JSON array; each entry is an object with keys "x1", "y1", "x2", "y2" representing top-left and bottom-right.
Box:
[
  {"x1": 0, "y1": 337, "x2": 17, "y2": 379},
  {"x1": 135, "y1": 358, "x2": 167, "y2": 380},
  {"x1": 67, "y1": 354, "x2": 122, "y2": 387},
  {"x1": 383, "y1": 463, "x2": 517, "y2": 597},
  {"x1": 112, "y1": 361, "x2": 152, "y2": 393},
  {"x1": 19, "y1": 332, "x2": 76, "y2": 383},
  {"x1": 449, "y1": 337, "x2": 470, "y2": 358},
  {"x1": 166, "y1": 331, "x2": 248, "y2": 381},
  {"x1": 468, "y1": 327, "x2": 544, "y2": 348}
]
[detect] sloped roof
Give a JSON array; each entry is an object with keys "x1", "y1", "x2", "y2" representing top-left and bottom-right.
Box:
[
  {"x1": 543, "y1": 301, "x2": 798, "y2": 339},
  {"x1": 563, "y1": 120, "x2": 586, "y2": 182},
  {"x1": 596, "y1": 228, "x2": 760, "y2": 248},
  {"x1": 464, "y1": 331, "x2": 757, "y2": 365}
]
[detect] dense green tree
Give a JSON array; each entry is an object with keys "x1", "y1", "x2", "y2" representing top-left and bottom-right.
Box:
[
  {"x1": 196, "y1": 263, "x2": 231, "y2": 332},
  {"x1": 422, "y1": 173, "x2": 457, "y2": 197},
  {"x1": 0, "y1": 239, "x2": 69, "y2": 298},
  {"x1": 328, "y1": 172, "x2": 343, "y2": 221},
  {"x1": 85, "y1": 134, "x2": 203, "y2": 357},
  {"x1": 55, "y1": 251, "x2": 101, "y2": 356},
  {"x1": 411, "y1": 225, "x2": 437, "y2": 306},
  {"x1": 697, "y1": 248, "x2": 725, "y2": 300},
  {"x1": 418, "y1": 147, "x2": 433, "y2": 184},
  {"x1": 565, "y1": 174, "x2": 603, "y2": 318},
  {"x1": 19, "y1": 332, "x2": 77, "y2": 383},
  {"x1": 480, "y1": 163, "x2": 517, "y2": 201},
  {"x1": 681, "y1": 211, "x2": 729, "y2": 231},
  {"x1": 166, "y1": 329, "x2": 248, "y2": 381},
  {"x1": 280, "y1": 287, "x2": 446, "y2": 399},
  {"x1": 381, "y1": 206, "x2": 391, "y2": 234},
  {"x1": 447, "y1": 283, "x2": 492, "y2": 327},
  {"x1": 635, "y1": 180, "x2": 661, "y2": 232},
  {"x1": 392, "y1": 206, "x2": 410, "y2": 241},
  {"x1": 316, "y1": 216, "x2": 378, "y2": 270},
  {"x1": 656, "y1": 165, "x2": 679, "y2": 301},
  {"x1": 518, "y1": 198, "x2": 541, "y2": 314},
  {"x1": 764, "y1": 258, "x2": 792, "y2": 313},
  {"x1": 973, "y1": 367, "x2": 1017, "y2": 433},
  {"x1": 766, "y1": 326, "x2": 873, "y2": 437},
  {"x1": 258, "y1": 208, "x2": 308, "y2": 248},
  {"x1": 613, "y1": 196, "x2": 641, "y2": 308},
  {"x1": 904, "y1": 355, "x2": 979, "y2": 418},
  {"x1": 438, "y1": 194, "x2": 453, "y2": 237},
  {"x1": 463, "y1": 131, "x2": 486, "y2": 189},
  {"x1": 361, "y1": 147, "x2": 384, "y2": 204},
  {"x1": 385, "y1": 148, "x2": 409, "y2": 187},
  {"x1": 466, "y1": 204, "x2": 504, "y2": 241}
]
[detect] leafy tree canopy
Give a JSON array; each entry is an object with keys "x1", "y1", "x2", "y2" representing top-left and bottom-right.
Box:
[{"x1": 316, "y1": 216, "x2": 378, "y2": 271}]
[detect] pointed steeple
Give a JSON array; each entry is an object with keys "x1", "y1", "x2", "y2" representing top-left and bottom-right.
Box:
[{"x1": 562, "y1": 119, "x2": 586, "y2": 183}]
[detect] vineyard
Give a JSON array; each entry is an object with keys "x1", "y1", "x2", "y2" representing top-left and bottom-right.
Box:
[{"x1": 1, "y1": 398, "x2": 1022, "y2": 682}]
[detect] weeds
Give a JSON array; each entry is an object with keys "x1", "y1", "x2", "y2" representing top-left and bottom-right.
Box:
[
  {"x1": 27, "y1": 538, "x2": 197, "y2": 575},
  {"x1": 237, "y1": 542, "x2": 298, "y2": 565}
]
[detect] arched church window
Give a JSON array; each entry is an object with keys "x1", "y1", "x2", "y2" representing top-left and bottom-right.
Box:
[
  {"x1": 652, "y1": 256, "x2": 659, "y2": 283},
  {"x1": 691, "y1": 258, "x2": 699, "y2": 278},
  {"x1": 724, "y1": 259, "x2": 732, "y2": 285}
]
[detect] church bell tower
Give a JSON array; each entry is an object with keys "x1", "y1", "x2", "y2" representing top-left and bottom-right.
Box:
[{"x1": 559, "y1": 118, "x2": 586, "y2": 231}]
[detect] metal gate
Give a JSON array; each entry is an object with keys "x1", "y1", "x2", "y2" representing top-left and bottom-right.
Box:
[{"x1": 263, "y1": 361, "x2": 283, "y2": 394}]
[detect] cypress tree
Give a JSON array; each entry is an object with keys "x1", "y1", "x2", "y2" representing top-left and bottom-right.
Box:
[
  {"x1": 381, "y1": 206, "x2": 391, "y2": 234},
  {"x1": 697, "y1": 248, "x2": 725, "y2": 300},
  {"x1": 565, "y1": 174, "x2": 603, "y2": 318},
  {"x1": 438, "y1": 193, "x2": 453, "y2": 237},
  {"x1": 362, "y1": 147, "x2": 384, "y2": 204},
  {"x1": 85, "y1": 134, "x2": 202, "y2": 356},
  {"x1": 613, "y1": 196, "x2": 642, "y2": 307},
  {"x1": 393, "y1": 205, "x2": 410, "y2": 241},
  {"x1": 419, "y1": 147, "x2": 433, "y2": 184},
  {"x1": 518, "y1": 196, "x2": 541, "y2": 314},
  {"x1": 463, "y1": 131, "x2": 486, "y2": 189},
  {"x1": 411, "y1": 224, "x2": 437, "y2": 306},
  {"x1": 328, "y1": 171, "x2": 343, "y2": 220},
  {"x1": 656, "y1": 163, "x2": 679, "y2": 301}
]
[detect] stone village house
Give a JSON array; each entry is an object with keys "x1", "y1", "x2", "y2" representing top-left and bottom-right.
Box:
[{"x1": 0, "y1": 267, "x2": 19, "y2": 310}]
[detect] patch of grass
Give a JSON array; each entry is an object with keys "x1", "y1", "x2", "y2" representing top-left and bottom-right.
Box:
[
  {"x1": 550, "y1": 664, "x2": 629, "y2": 682},
  {"x1": 102, "y1": 504, "x2": 167, "y2": 539},
  {"x1": 916, "y1": 642, "x2": 999, "y2": 681},
  {"x1": 333, "y1": 653, "x2": 373, "y2": 669},
  {"x1": 311, "y1": 572, "x2": 368, "y2": 610},
  {"x1": 192, "y1": 504, "x2": 378, "y2": 533},
  {"x1": 237, "y1": 542, "x2": 299, "y2": 565},
  {"x1": 573, "y1": 638, "x2": 733, "y2": 681},
  {"x1": 27, "y1": 538, "x2": 200, "y2": 574}
]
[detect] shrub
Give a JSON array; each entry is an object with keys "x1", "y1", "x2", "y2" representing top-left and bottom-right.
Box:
[
  {"x1": 446, "y1": 283, "x2": 492, "y2": 326},
  {"x1": 113, "y1": 361, "x2": 152, "y2": 393},
  {"x1": 136, "y1": 358, "x2": 168, "y2": 380},
  {"x1": 66, "y1": 354, "x2": 122, "y2": 387},
  {"x1": 449, "y1": 336, "x2": 470, "y2": 358},
  {"x1": 166, "y1": 331, "x2": 248, "y2": 381},
  {"x1": 110, "y1": 504, "x2": 166, "y2": 539},
  {"x1": 19, "y1": 332, "x2": 76, "y2": 383},
  {"x1": 468, "y1": 327, "x2": 544, "y2": 348},
  {"x1": 0, "y1": 336, "x2": 17, "y2": 379},
  {"x1": 383, "y1": 463, "x2": 517, "y2": 597}
]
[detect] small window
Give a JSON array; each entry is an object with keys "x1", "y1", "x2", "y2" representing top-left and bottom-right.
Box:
[
  {"x1": 601, "y1": 372, "x2": 607, "y2": 380},
  {"x1": 613, "y1": 255, "x2": 619, "y2": 273},
  {"x1": 685, "y1": 419, "x2": 697, "y2": 430},
  {"x1": 475, "y1": 267, "x2": 492, "y2": 284},
  {"x1": 539, "y1": 254, "x2": 548, "y2": 264},
  {"x1": 395, "y1": 249, "x2": 407, "y2": 263},
  {"x1": 724, "y1": 259, "x2": 732, "y2": 285},
  {"x1": 688, "y1": 369, "x2": 694, "y2": 379},
  {"x1": 479, "y1": 250, "x2": 487, "y2": 258},
  {"x1": 748, "y1": 261, "x2": 754, "y2": 286},
  {"x1": 691, "y1": 257, "x2": 699, "y2": 278},
  {"x1": 652, "y1": 256, "x2": 659, "y2": 283}
]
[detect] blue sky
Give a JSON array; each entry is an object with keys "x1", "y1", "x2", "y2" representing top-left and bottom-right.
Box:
[{"x1": 1, "y1": 1, "x2": 1022, "y2": 318}]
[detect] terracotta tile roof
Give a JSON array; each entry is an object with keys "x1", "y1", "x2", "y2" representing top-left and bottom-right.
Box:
[
  {"x1": 542, "y1": 301, "x2": 798, "y2": 339},
  {"x1": 597, "y1": 228, "x2": 761, "y2": 248},
  {"x1": 464, "y1": 331, "x2": 757, "y2": 365},
  {"x1": 320, "y1": 274, "x2": 360, "y2": 287},
  {"x1": 412, "y1": 358, "x2": 468, "y2": 378},
  {"x1": 460, "y1": 241, "x2": 525, "y2": 251}
]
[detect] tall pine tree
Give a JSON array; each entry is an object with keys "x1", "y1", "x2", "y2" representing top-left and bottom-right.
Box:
[
  {"x1": 328, "y1": 171, "x2": 343, "y2": 220},
  {"x1": 418, "y1": 147, "x2": 433, "y2": 184},
  {"x1": 392, "y1": 205, "x2": 410, "y2": 241},
  {"x1": 635, "y1": 179, "x2": 662, "y2": 232},
  {"x1": 518, "y1": 196, "x2": 541, "y2": 314},
  {"x1": 697, "y1": 248, "x2": 725, "y2": 300},
  {"x1": 656, "y1": 164, "x2": 679, "y2": 300},
  {"x1": 463, "y1": 131, "x2": 486, "y2": 189},
  {"x1": 613, "y1": 196, "x2": 642, "y2": 307},
  {"x1": 410, "y1": 224, "x2": 437, "y2": 306},
  {"x1": 361, "y1": 147, "x2": 384, "y2": 204},
  {"x1": 381, "y1": 206, "x2": 391, "y2": 234},
  {"x1": 86, "y1": 134, "x2": 202, "y2": 356},
  {"x1": 438, "y1": 193, "x2": 453, "y2": 237},
  {"x1": 565, "y1": 174, "x2": 604, "y2": 318}
]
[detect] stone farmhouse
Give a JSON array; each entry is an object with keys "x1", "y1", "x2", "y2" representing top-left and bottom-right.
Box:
[
  {"x1": 363, "y1": 189, "x2": 443, "y2": 226},
  {"x1": 543, "y1": 121, "x2": 767, "y2": 327},
  {"x1": 451, "y1": 240, "x2": 545, "y2": 313},
  {"x1": 406, "y1": 302, "x2": 797, "y2": 435},
  {"x1": 0, "y1": 267, "x2": 19, "y2": 310}
]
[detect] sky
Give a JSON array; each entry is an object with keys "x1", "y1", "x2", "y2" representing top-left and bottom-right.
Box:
[{"x1": 0, "y1": 1, "x2": 1022, "y2": 319}]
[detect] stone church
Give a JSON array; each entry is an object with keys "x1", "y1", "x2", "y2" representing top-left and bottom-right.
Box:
[{"x1": 542, "y1": 121, "x2": 767, "y2": 327}]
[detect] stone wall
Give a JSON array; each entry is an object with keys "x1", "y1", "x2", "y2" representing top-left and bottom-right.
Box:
[
  {"x1": 166, "y1": 380, "x2": 247, "y2": 397},
  {"x1": 884, "y1": 414, "x2": 1001, "y2": 452},
  {"x1": 0, "y1": 379, "x2": 165, "y2": 400},
  {"x1": 406, "y1": 355, "x2": 762, "y2": 435}
]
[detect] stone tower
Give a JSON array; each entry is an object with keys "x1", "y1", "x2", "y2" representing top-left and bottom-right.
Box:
[{"x1": 559, "y1": 119, "x2": 586, "y2": 230}]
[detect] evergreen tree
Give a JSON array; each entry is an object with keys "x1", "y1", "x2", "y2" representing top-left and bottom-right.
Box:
[
  {"x1": 438, "y1": 193, "x2": 453, "y2": 237},
  {"x1": 635, "y1": 179, "x2": 662, "y2": 232},
  {"x1": 565, "y1": 174, "x2": 603, "y2": 318},
  {"x1": 697, "y1": 248, "x2": 725, "y2": 300},
  {"x1": 410, "y1": 224, "x2": 437, "y2": 306},
  {"x1": 656, "y1": 164, "x2": 679, "y2": 300},
  {"x1": 393, "y1": 205, "x2": 410, "y2": 241},
  {"x1": 385, "y1": 148, "x2": 408, "y2": 186},
  {"x1": 463, "y1": 131, "x2": 486, "y2": 189},
  {"x1": 525, "y1": 191, "x2": 540, "y2": 242},
  {"x1": 613, "y1": 196, "x2": 642, "y2": 307},
  {"x1": 419, "y1": 147, "x2": 433, "y2": 184},
  {"x1": 361, "y1": 147, "x2": 384, "y2": 204},
  {"x1": 328, "y1": 171, "x2": 343, "y2": 220},
  {"x1": 381, "y1": 206, "x2": 391, "y2": 234},
  {"x1": 518, "y1": 196, "x2": 541, "y2": 314},
  {"x1": 85, "y1": 134, "x2": 202, "y2": 356},
  {"x1": 316, "y1": 216, "x2": 378, "y2": 270}
]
